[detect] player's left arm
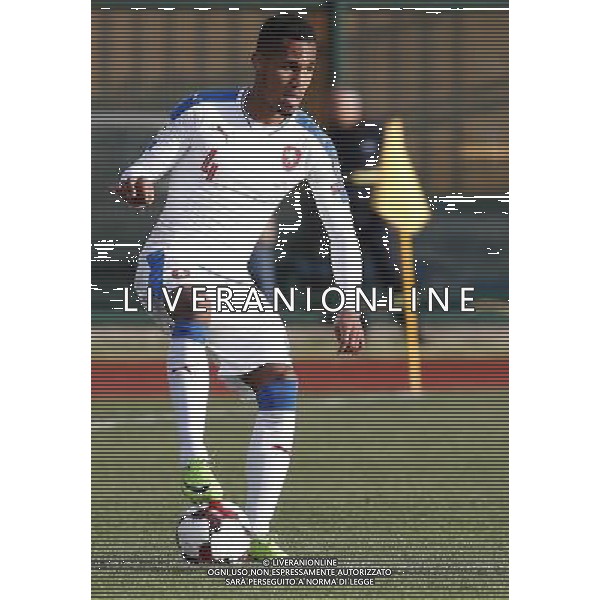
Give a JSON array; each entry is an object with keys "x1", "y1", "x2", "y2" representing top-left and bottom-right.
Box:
[{"x1": 307, "y1": 141, "x2": 365, "y2": 354}]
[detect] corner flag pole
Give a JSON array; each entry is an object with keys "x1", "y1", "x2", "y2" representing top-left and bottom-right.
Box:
[{"x1": 352, "y1": 118, "x2": 431, "y2": 392}]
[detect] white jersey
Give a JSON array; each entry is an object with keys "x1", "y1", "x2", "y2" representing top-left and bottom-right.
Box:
[{"x1": 123, "y1": 87, "x2": 362, "y2": 292}]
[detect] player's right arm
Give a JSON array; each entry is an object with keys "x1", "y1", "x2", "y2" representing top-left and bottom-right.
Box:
[
  {"x1": 306, "y1": 137, "x2": 365, "y2": 354},
  {"x1": 114, "y1": 109, "x2": 196, "y2": 206}
]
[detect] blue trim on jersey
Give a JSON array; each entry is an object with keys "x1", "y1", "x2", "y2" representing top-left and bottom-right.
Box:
[
  {"x1": 172, "y1": 319, "x2": 208, "y2": 344},
  {"x1": 256, "y1": 379, "x2": 298, "y2": 412},
  {"x1": 171, "y1": 88, "x2": 239, "y2": 121},
  {"x1": 146, "y1": 250, "x2": 165, "y2": 299},
  {"x1": 295, "y1": 112, "x2": 338, "y2": 163},
  {"x1": 296, "y1": 112, "x2": 350, "y2": 204}
]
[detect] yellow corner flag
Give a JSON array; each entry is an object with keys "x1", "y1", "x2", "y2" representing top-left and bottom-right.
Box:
[{"x1": 351, "y1": 118, "x2": 431, "y2": 391}]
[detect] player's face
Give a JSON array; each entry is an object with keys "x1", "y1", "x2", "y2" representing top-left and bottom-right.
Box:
[{"x1": 256, "y1": 38, "x2": 317, "y2": 117}]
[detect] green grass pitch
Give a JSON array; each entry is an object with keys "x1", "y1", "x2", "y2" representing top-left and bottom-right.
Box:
[{"x1": 92, "y1": 390, "x2": 507, "y2": 599}]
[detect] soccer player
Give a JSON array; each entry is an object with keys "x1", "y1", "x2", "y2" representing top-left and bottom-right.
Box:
[{"x1": 114, "y1": 14, "x2": 364, "y2": 560}]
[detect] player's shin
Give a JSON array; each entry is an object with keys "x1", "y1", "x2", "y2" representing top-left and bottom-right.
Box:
[
  {"x1": 167, "y1": 319, "x2": 222, "y2": 503},
  {"x1": 245, "y1": 378, "x2": 298, "y2": 540}
]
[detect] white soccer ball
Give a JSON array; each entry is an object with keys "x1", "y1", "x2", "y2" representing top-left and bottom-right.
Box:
[{"x1": 177, "y1": 501, "x2": 252, "y2": 563}]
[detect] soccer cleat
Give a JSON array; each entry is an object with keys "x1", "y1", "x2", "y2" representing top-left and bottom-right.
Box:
[
  {"x1": 245, "y1": 536, "x2": 288, "y2": 561},
  {"x1": 182, "y1": 458, "x2": 224, "y2": 505}
]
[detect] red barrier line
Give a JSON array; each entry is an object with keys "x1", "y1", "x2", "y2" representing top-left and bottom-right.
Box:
[{"x1": 92, "y1": 359, "x2": 508, "y2": 398}]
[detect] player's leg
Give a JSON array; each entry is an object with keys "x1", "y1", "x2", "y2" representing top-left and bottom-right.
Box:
[
  {"x1": 168, "y1": 288, "x2": 210, "y2": 462},
  {"x1": 169, "y1": 289, "x2": 224, "y2": 505},
  {"x1": 210, "y1": 309, "x2": 297, "y2": 557},
  {"x1": 135, "y1": 251, "x2": 221, "y2": 504},
  {"x1": 241, "y1": 364, "x2": 297, "y2": 545},
  {"x1": 168, "y1": 289, "x2": 223, "y2": 504}
]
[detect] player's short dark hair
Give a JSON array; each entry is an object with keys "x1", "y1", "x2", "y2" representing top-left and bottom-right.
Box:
[{"x1": 256, "y1": 13, "x2": 316, "y2": 54}]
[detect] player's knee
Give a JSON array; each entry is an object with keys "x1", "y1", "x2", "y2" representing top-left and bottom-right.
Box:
[
  {"x1": 256, "y1": 376, "x2": 298, "y2": 412},
  {"x1": 241, "y1": 363, "x2": 298, "y2": 412},
  {"x1": 171, "y1": 318, "x2": 209, "y2": 345},
  {"x1": 241, "y1": 363, "x2": 292, "y2": 389}
]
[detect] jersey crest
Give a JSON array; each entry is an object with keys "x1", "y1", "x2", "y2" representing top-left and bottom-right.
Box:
[{"x1": 282, "y1": 145, "x2": 302, "y2": 170}]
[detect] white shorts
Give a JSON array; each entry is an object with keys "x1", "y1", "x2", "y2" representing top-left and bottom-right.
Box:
[{"x1": 133, "y1": 249, "x2": 294, "y2": 385}]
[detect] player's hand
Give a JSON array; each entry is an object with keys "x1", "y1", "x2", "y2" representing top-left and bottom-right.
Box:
[
  {"x1": 112, "y1": 177, "x2": 155, "y2": 206},
  {"x1": 334, "y1": 310, "x2": 365, "y2": 355}
]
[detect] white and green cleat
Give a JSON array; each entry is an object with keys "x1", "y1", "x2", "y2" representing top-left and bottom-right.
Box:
[
  {"x1": 246, "y1": 536, "x2": 288, "y2": 561},
  {"x1": 182, "y1": 458, "x2": 224, "y2": 505}
]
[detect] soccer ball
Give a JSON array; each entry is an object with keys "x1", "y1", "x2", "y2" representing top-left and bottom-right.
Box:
[{"x1": 177, "y1": 500, "x2": 253, "y2": 563}]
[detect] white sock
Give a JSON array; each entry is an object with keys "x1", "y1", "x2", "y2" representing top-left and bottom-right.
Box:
[
  {"x1": 167, "y1": 336, "x2": 210, "y2": 464},
  {"x1": 245, "y1": 410, "x2": 296, "y2": 538}
]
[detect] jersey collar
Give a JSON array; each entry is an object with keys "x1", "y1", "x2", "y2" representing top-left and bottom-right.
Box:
[{"x1": 236, "y1": 86, "x2": 298, "y2": 134}]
